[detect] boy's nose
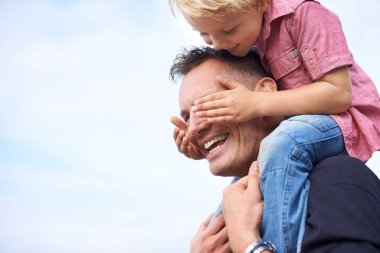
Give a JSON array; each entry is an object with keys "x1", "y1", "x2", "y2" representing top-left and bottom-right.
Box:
[
  {"x1": 202, "y1": 34, "x2": 212, "y2": 45},
  {"x1": 211, "y1": 39, "x2": 226, "y2": 50},
  {"x1": 209, "y1": 35, "x2": 228, "y2": 50}
]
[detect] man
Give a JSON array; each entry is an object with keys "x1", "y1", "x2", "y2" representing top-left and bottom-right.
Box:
[
  {"x1": 169, "y1": 47, "x2": 380, "y2": 253},
  {"x1": 170, "y1": 46, "x2": 281, "y2": 252}
]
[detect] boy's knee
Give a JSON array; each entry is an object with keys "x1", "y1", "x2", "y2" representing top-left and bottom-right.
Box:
[
  {"x1": 258, "y1": 131, "x2": 296, "y2": 175},
  {"x1": 259, "y1": 130, "x2": 294, "y2": 156}
]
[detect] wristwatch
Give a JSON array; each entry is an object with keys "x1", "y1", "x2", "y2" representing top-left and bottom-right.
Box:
[{"x1": 244, "y1": 240, "x2": 276, "y2": 253}]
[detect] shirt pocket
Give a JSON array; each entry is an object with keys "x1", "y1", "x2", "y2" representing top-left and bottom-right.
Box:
[{"x1": 269, "y1": 47, "x2": 305, "y2": 89}]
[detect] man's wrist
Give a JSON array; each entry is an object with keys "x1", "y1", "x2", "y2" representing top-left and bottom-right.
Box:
[
  {"x1": 244, "y1": 240, "x2": 276, "y2": 253},
  {"x1": 229, "y1": 232, "x2": 260, "y2": 253}
]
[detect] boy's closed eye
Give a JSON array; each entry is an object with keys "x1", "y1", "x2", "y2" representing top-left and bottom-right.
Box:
[
  {"x1": 222, "y1": 26, "x2": 236, "y2": 34},
  {"x1": 200, "y1": 32, "x2": 209, "y2": 37}
]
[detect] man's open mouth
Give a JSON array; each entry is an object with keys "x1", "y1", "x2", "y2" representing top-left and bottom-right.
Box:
[{"x1": 203, "y1": 134, "x2": 229, "y2": 153}]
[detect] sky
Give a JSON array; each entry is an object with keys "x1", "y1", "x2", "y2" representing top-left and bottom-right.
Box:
[{"x1": 0, "y1": 1, "x2": 379, "y2": 252}]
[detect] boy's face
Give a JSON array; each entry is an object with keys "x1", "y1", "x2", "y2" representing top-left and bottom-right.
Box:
[{"x1": 185, "y1": 5, "x2": 267, "y2": 57}]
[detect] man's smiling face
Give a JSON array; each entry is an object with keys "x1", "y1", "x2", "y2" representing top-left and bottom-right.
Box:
[{"x1": 179, "y1": 59, "x2": 267, "y2": 177}]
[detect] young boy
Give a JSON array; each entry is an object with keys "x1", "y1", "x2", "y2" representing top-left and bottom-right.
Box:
[{"x1": 169, "y1": 1, "x2": 380, "y2": 252}]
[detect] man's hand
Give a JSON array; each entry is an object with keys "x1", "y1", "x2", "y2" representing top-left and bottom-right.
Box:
[
  {"x1": 222, "y1": 161, "x2": 263, "y2": 253},
  {"x1": 190, "y1": 214, "x2": 232, "y2": 253},
  {"x1": 192, "y1": 76, "x2": 259, "y2": 123},
  {"x1": 170, "y1": 116, "x2": 204, "y2": 160}
]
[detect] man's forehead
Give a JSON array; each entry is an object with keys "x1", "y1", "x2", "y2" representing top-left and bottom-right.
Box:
[
  {"x1": 178, "y1": 59, "x2": 226, "y2": 118},
  {"x1": 180, "y1": 59, "x2": 225, "y2": 96}
]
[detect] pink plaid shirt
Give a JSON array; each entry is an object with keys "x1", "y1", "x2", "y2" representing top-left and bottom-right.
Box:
[{"x1": 257, "y1": 0, "x2": 380, "y2": 161}]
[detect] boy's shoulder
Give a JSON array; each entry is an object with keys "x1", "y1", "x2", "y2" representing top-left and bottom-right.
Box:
[{"x1": 266, "y1": 0, "x2": 312, "y2": 23}]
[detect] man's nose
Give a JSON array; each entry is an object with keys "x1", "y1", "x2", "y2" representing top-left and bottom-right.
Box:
[{"x1": 187, "y1": 111, "x2": 211, "y2": 142}]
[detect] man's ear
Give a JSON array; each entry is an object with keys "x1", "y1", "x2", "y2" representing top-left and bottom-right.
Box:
[{"x1": 254, "y1": 77, "x2": 277, "y2": 92}]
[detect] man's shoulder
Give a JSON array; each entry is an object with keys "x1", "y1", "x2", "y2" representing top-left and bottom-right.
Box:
[
  {"x1": 303, "y1": 154, "x2": 380, "y2": 253},
  {"x1": 309, "y1": 154, "x2": 380, "y2": 197}
]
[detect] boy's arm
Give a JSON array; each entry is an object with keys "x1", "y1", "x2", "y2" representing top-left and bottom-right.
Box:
[
  {"x1": 193, "y1": 66, "x2": 351, "y2": 121},
  {"x1": 254, "y1": 66, "x2": 352, "y2": 117}
]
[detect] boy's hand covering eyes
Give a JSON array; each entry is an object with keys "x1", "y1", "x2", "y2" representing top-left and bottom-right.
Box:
[
  {"x1": 170, "y1": 116, "x2": 205, "y2": 160},
  {"x1": 192, "y1": 76, "x2": 258, "y2": 123}
]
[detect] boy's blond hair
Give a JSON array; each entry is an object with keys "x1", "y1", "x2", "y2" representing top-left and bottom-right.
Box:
[{"x1": 169, "y1": 0, "x2": 267, "y2": 19}]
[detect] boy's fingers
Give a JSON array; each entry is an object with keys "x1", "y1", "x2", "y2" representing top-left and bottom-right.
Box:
[
  {"x1": 180, "y1": 136, "x2": 189, "y2": 151},
  {"x1": 195, "y1": 107, "x2": 231, "y2": 117},
  {"x1": 194, "y1": 99, "x2": 229, "y2": 113},
  {"x1": 171, "y1": 116, "x2": 204, "y2": 159},
  {"x1": 193, "y1": 91, "x2": 227, "y2": 106},
  {"x1": 173, "y1": 127, "x2": 180, "y2": 139},
  {"x1": 188, "y1": 145, "x2": 204, "y2": 160},
  {"x1": 175, "y1": 130, "x2": 184, "y2": 146},
  {"x1": 216, "y1": 75, "x2": 239, "y2": 89},
  {"x1": 170, "y1": 115, "x2": 188, "y2": 129},
  {"x1": 207, "y1": 116, "x2": 232, "y2": 124},
  {"x1": 180, "y1": 136, "x2": 190, "y2": 157},
  {"x1": 175, "y1": 130, "x2": 189, "y2": 156}
]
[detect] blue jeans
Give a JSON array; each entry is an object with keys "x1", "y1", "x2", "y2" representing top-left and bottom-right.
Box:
[{"x1": 258, "y1": 115, "x2": 345, "y2": 253}]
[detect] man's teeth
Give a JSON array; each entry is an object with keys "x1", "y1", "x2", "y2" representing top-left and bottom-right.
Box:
[{"x1": 204, "y1": 134, "x2": 228, "y2": 150}]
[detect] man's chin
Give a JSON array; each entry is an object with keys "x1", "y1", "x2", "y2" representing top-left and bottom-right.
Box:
[
  {"x1": 209, "y1": 166, "x2": 236, "y2": 177},
  {"x1": 209, "y1": 167, "x2": 227, "y2": 177}
]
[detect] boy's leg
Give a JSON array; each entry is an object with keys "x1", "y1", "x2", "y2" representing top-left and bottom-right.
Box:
[{"x1": 258, "y1": 115, "x2": 345, "y2": 253}]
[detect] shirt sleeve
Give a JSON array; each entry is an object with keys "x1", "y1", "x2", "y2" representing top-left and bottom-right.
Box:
[{"x1": 288, "y1": 1, "x2": 354, "y2": 80}]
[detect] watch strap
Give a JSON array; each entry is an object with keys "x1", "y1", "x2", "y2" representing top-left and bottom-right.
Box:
[{"x1": 244, "y1": 240, "x2": 276, "y2": 253}]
